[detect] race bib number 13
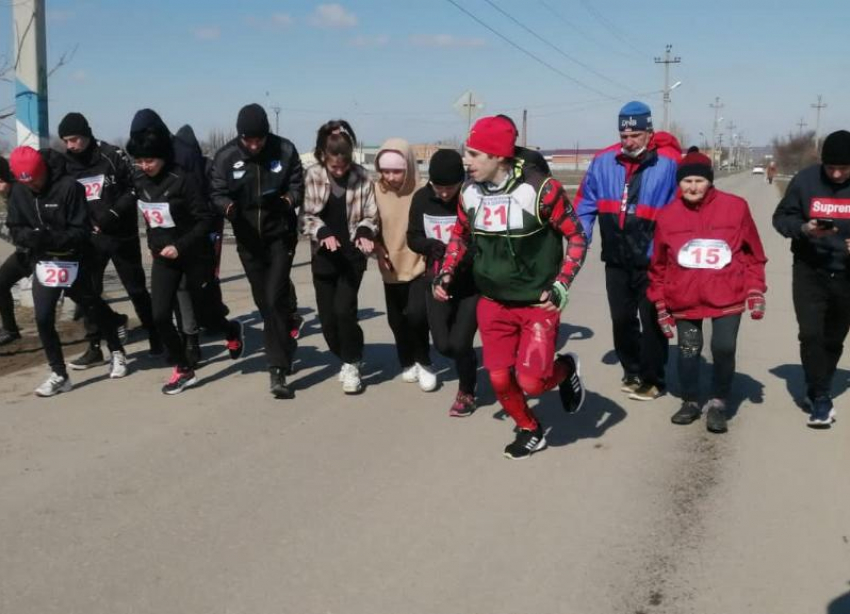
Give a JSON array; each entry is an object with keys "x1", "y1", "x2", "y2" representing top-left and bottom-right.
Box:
[
  {"x1": 35, "y1": 261, "x2": 79, "y2": 288},
  {"x1": 138, "y1": 201, "x2": 176, "y2": 229},
  {"x1": 677, "y1": 239, "x2": 732, "y2": 270}
]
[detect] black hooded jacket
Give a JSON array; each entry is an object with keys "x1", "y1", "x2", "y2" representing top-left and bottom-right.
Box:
[
  {"x1": 5, "y1": 167, "x2": 89, "y2": 262},
  {"x1": 58, "y1": 139, "x2": 137, "y2": 238},
  {"x1": 209, "y1": 134, "x2": 304, "y2": 246}
]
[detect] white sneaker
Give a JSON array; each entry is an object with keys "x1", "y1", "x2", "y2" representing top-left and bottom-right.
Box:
[
  {"x1": 109, "y1": 351, "x2": 128, "y2": 379},
  {"x1": 401, "y1": 364, "x2": 419, "y2": 383},
  {"x1": 416, "y1": 362, "x2": 438, "y2": 392},
  {"x1": 35, "y1": 371, "x2": 72, "y2": 397},
  {"x1": 341, "y1": 362, "x2": 363, "y2": 394},
  {"x1": 339, "y1": 360, "x2": 363, "y2": 382}
]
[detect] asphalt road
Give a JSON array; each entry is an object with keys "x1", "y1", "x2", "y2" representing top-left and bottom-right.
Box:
[{"x1": 1, "y1": 174, "x2": 849, "y2": 614}]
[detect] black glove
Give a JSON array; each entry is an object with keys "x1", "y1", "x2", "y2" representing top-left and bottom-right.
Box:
[
  {"x1": 95, "y1": 209, "x2": 120, "y2": 233},
  {"x1": 428, "y1": 240, "x2": 446, "y2": 262}
]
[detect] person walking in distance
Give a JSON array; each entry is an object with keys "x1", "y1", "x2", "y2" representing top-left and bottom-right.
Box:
[
  {"x1": 210, "y1": 104, "x2": 304, "y2": 399},
  {"x1": 5, "y1": 146, "x2": 128, "y2": 396},
  {"x1": 773, "y1": 129, "x2": 850, "y2": 428},
  {"x1": 648, "y1": 151, "x2": 767, "y2": 433},
  {"x1": 301, "y1": 120, "x2": 378, "y2": 394},
  {"x1": 434, "y1": 116, "x2": 587, "y2": 459},
  {"x1": 575, "y1": 101, "x2": 681, "y2": 401},
  {"x1": 374, "y1": 139, "x2": 438, "y2": 392},
  {"x1": 408, "y1": 149, "x2": 480, "y2": 416}
]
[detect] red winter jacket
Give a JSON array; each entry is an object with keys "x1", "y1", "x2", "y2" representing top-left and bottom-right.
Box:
[{"x1": 647, "y1": 187, "x2": 767, "y2": 319}]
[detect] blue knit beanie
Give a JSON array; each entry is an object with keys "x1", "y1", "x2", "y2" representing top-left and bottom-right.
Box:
[{"x1": 619, "y1": 101, "x2": 653, "y2": 132}]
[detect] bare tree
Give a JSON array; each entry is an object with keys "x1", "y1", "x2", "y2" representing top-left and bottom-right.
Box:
[
  {"x1": 771, "y1": 130, "x2": 818, "y2": 174},
  {"x1": 202, "y1": 129, "x2": 236, "y2": 156}
]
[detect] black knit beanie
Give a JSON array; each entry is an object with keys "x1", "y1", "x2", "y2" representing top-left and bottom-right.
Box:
[
  {"x1": 58, "y1": 112, "x2": 93, "y2": 139},
  {"x1": 822, "y1": 130, "x2": 850, "y2": 165},
  {"x1": 429, "y1": 149, "x2": 464, "y2": 185},
  {"x1": 126, "y1": 127, "x2": 173, "y2": 160},
  {"x1": 236, "y1": 104, "x2": 270, "y2": 138},
  {"x1": 677, "y1": 152, "x2": 714, "y2": 183}
]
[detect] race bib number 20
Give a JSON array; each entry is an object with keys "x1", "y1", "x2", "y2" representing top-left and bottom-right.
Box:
[
  {"x1": 677, "y1": 239, "x2": 732, "y2": 270},
  {"x1": 138, "y1": 201, "x2": 176, "y2": 229},
  {"x1": 35, "y1": 261, "x2": 79, "y2": 288}
]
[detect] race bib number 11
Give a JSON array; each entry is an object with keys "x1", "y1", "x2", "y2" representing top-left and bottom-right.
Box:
[
  {"x1": 423, "y1": 214, "x2": 457, "y2": 244},
  {"x1": 138, "y1": 201, "x2": 176, "y2": 229},
  {"x1": 677, "y1": 239, "x2": 732, "y2": 270},
  {"x1": 35, "y1": 261, "x2": 79, "y2": 288}
]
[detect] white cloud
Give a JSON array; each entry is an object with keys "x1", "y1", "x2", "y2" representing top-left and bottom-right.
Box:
[
  {"x1": 410, "y1": 34, "x2": 486, "y2": 48},
  {"x1": 193, "y1": 26, "x2": 221, "y2": 41},
  {"x1": 272, "y1": 13, "x2": 293, "y2": 27},
  {"x1": 349, "y1": 35, "x2": 390, "y2": 48},
  {"x1": 309, "y1": 4, "x2": 358, "y2": 29}
]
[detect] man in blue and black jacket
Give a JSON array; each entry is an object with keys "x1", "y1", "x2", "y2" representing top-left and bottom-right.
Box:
[{"x1": 576, "y1": 101, "x2": 680, "y2": 401}]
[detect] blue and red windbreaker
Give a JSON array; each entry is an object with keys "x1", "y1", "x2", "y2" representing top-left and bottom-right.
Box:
[{"x1": 576, "y1": 131, "x2": 681, "y2": 268}]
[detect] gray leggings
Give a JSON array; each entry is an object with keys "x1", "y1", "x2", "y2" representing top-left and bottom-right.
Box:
[{"x1": 676, "y1": 313, "x2": 742, "y2": 402}]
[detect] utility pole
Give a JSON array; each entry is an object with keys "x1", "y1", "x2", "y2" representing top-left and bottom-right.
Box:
[
  {"x1": 13, "y1": 0, "x2": 49, "y2": 147},
  {"x1": 574, "y1": 141, "x2": 579, "y2": 171},
  {"x1": 521, "y1": 109, "x2": 527, "y2": 147},
  {"x1": 710, "y1": 97, "x2": 724, "y2": 168},
  {"x1": 726, "y1": 121, "x2": 737, "y2": 169},
  {"x1": 272, "y1": 105, "x2": 281, "y2": 134},
  {"x1": 797, "y1": 117, "x2": 808, "y2": 136},
  {"x1": 811, "y1": 94, "x2": 827, "y2": 151},
  {"x1": 654, "y1": 44, "x2": 681, "y2": 132}
]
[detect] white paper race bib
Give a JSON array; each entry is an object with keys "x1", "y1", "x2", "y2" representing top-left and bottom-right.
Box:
[
  {"x1": 77, "y1": 175, "x2": 105, "y2": 202},
  {"x1": 138, "y1": 201, "x2": 176, "y2": 229},
  {"x1": 677, "y1": 239, "x2": 732, "y2": 270},
  {"x1": 473, "y1": 195, "x2": 524, "y2": 232},
  {"x1": 423, "y1": 214, "x2": 457, "y2": 245},
  {"x1": 35, "y1": 261, "x2": 79, "y2": 288}
]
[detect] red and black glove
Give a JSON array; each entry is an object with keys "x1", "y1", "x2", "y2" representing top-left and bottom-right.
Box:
[
  {"x1": 747, "y1": 292, "x2": 766, "y2": 320},
  {"x1": 656, "y1": 302, "x2": 675, "y2": 339}
]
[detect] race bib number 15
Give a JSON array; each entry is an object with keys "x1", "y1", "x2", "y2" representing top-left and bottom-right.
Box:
[
  {"x1": 677, "y1": 239, "x2": 732, "y2": 270},
  {"x1": 138, "y1": 201, "x2": 176, "y2": 229},
  {"x1": 35, "y1": 261, "x2": 79, "y2": 288}
]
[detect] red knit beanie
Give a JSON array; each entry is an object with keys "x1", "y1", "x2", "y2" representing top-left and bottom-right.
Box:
[
  {"x1": 677, "y1": 151, "x2": 713, "y2": 182},
  {"x1": 9, "y1": 146, "x2": 47, "y2": 184},
  {"x1": 466, "y1": 116, "x2": 516, "y2": 158}
]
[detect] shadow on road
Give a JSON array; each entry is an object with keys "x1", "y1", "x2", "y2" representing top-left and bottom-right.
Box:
[
  {"x1": 828, "y1": 585, "x2": 850, "y2": 614},
  {"x1": 770, "y1": 363, "x2": 850, "y2": 410},
  {"x1": 559, "y1": 320, "x2": 594, "y2": 343}
]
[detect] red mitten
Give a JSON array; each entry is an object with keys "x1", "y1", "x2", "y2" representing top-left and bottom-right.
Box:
[
  {"x1": 656, "y1": 302, "x2": 675, "y2": 339},
  {"x1": 747, "y1": 292, "x2": 765, "y2": 320}
]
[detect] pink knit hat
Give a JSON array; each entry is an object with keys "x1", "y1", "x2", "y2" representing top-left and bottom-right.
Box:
[{"x1": 377, "y1": 150, "x2": 406, "y2": 171}]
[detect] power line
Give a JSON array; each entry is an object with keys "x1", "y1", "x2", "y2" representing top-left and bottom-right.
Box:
[
  {"x1": 480, "y1": 0, "x2": 631, "y2": 92},
  {"x1": 444, "y1": 0, "x2": 618, "y2": 100},
  {"x1": 578, "y1": 0, "x2": 647, "y2": 57},
  {"x1": 539, "y1": 1, "x2": 638, "y2": 62}
]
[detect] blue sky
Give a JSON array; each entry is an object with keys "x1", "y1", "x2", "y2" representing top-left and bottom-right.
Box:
[{"x1": 1, "y1": 0, "x2": 848, "y2": 152}]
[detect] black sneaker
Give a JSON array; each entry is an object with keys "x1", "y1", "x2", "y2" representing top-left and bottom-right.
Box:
[
  {"x1": 184, "y1": 333, "x2": 201, "y2": 368},
  {"x1": 671, "y1": 401, "x2": 701, "y2": 425},
  {"x1": 115, "y1": 313, "x2": 130, "y2": 344},
  {"x1": 503, "y1": 425, "x2": 547, "y2": 460},
  {"x1": 162, "y1": 367, "x2": 197, "y2": 395},
  {"x1": 704, "y1": 399, "x2": 728, "y2": 433},
  {"x1": 269, "y1": 367, "x2": 295, "y2": 399},
  {"x1": 557, "y1": 352, "x2": 585, "y2": 414},
  {"x1": 226, "y1": 320, "x2": 244, "y2": 360},
  {"x1": 68, "y1": 345, "x2": 106, "y2": 370},
  {"x1": 807, "y1": 396, "x2": 835, "y2": 429},
  {"x1": 620, "y1": 374, "x2": 642, "y2": 394},
  {"x1": 0, "y1": 328, "x2": 21, "y2": 346}
]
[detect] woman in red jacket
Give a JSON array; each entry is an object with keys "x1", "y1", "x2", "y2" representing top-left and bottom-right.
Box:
[{"x1": 648, "y1": 152, "x2": 767, "y2": 433}]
